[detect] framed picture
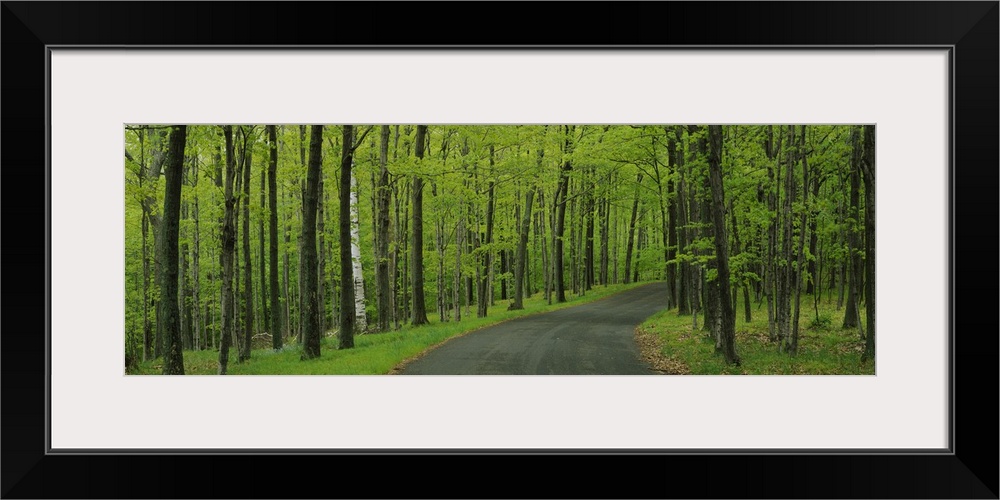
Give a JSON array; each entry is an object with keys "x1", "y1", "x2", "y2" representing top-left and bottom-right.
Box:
[{"x1": 3, "y1": 2, "x2": 995, "y2": 498}]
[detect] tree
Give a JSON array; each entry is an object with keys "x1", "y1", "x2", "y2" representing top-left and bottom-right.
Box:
[
  {"x1": 218, "y1": 126, "x2": 237, "y2": 375},
  {"x1": 509, "y1": 145, "x2": 541, "y2": 311},
  {"x1": 553, "y1": 125, "x2": 573, "y2": 302},
  {"x1": 300, "y1": 125, "x2": 323, "y2": 360},
  {"x1": 240, "y1": 127, "x2": 254, "y2": 362},
  {"x1": 348, "y1": 130, "x2": 369, "y2": 334},
  {"x1": 267, "y1": 125, "x2": 282, "y2": 350},
  {"x1": 159, "y1": 125, "x2": 188, "y2": 374},
  {"x1": 410, "y1": 125, "x2": 430, "y2": 326},
  {"x1": 477, "y1": 145, "x2": 497, "y2": 317},
  {"x1": 339, "y1": 125, "x2": 357, "y2": 349},
  {"x1": 843, "y1": 126, "x2": 863, "y2": 330},
  {"x1": 861, "y1": 124, "x2": 876, "y2": 363},
  {"x1": 706, "y1": 125, "x2": 739, "y2": 365},
  {"x1": 374, "y1": 125, "x2": 392, "y2": 331}
]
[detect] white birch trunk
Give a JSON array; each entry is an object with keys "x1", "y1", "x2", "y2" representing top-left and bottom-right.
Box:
[{"x1": 350, "y1": 170, "x2": 368, "y2": 332}]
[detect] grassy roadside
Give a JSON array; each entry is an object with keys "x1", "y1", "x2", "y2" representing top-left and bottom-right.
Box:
[
  {"x1": 635, "y1": 293, "x2": 875, "y2": 375},
  {"x1": 131, "y1": 281, "x2": 653, "y2": 375}
]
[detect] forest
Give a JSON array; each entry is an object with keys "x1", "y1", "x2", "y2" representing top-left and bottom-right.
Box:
[{"x1": 125, "y1": 124, "x2": 875, "y2": 375}]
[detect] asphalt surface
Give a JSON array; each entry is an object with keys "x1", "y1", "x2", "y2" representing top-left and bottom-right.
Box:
[{"x1": 398, "y1": 281, "x2": 668, "y2": 375}]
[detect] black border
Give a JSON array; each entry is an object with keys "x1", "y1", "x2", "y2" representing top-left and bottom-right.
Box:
[{"x1": 3, "y1": 2, "x2": 997, "y2": 498}]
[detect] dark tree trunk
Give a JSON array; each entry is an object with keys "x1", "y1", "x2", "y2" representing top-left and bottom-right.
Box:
[
  {"x1": 267, "y1": 125, "x2": 283, "y2": 350},
  {"x1": 218, "y1": 126, "x2": 237, "y2": 374},
  {"x1": 259, "y1": 147, "x2": 268, "y2": 340},
  {"x1": 585, "y1": 172, "x2": 595, "y2": 291},
  {"x1": 539, "y1": 190, "x2": 551, "y2": 302},
  {"x1": 160, "y1": 125, "x2": 187, "y2": 374},
  {"x1": 624, "y1": 173, "x2": 642, "y2": 285},
  {"x1": 297, "y1": 125, "x2": 307, "y2": 344},
  {"x1": 764, "y1": 126, "x2": 780, "y2": 341},
  {"x1": 553, "y1": 125, "x2": 573, "y2": 303},
  {"x1": 789, "y1": 126, "x2": 809, "y2": 355},
  {"x1": 317, "y1": 152, "x2": 327, "y2": 334},
  {"x1": 375, "y1": 125, "x2": 392, "y2": 332},
  {"x1": 142, "y1": 206, "x2": 151, "y2": 360},
  {"x1": 707, "y1": 125, "x2": 739, "y2": 365},
  {"x1": 674, "y1": 126, "x2": 690, "y2": 314},
  {"x1": 179, "y1": 206, "x2": 191, "y2": 350},
  {"x1": 192, "y1": 187, "x2": 201, "y2": 350},
  {"x1": 410, "y1": 125, "x2": 430, "y2": 326},
  {"x1": 147, "y1": 129, "x2": 167, "y2": 359},
  {"x1": 805, "y1": 178, "x2": 821, "y2": 295},
  {"x1": 729, "y1": 199, "x2": 752, "y2": 323},
  {"x1": 665, "y1": 130, "x2": 679, "y2": 309},
  {"x1": 599, "y1": 183, "x2": 610, "y2": 286},
  {"x1": 861, "y1": 125, "x2": 876, "y2": 363},
  {"x1": 339, "y1": 125, "x2": 357, "y2": 349},
  {"x1": 844, "y1": 126, "x2": 863, "y2": 330},
  {"x1": 283, "y1": 183, "x2": 292, "y2": 342},
  {"x1": 777, "y1": 126, "x2": 796, "y2": 350},
  {"x1": 300, "y1": 125, "x2": 323, "y2": 360},
  {"x1": 478, "y1": 146, "x2": 497, "y2": 318},
  {"x1": 241, "y1": 129, "x2": 254, "y2": 362},
  {"x1": 509, "y1": 173, "x2": 536, "y2": 311}
]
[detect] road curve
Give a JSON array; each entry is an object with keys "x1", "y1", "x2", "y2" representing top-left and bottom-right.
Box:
[{"x1": 397, "y1": 281, "x2": 668, "y2": 375}]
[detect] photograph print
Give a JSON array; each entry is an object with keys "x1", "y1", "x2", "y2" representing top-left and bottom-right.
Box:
[{"x1": 125, "y1": 124, "x2": 875, "y2": 375}]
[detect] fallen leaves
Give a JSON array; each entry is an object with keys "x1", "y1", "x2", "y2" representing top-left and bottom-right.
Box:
[{"x1": 634, "y1": 327, "x2": 691, "y2": 375}]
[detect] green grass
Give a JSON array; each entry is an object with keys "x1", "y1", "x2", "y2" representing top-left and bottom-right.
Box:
[
  {"x1": 131, "y1": 281, "x2": 652, "y2": 375},
  {"x1": 637, "y1": 292, "x2": 875, "y2": 375}
]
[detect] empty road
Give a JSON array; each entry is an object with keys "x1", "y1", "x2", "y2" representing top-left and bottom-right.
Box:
[{"x1": 397, "y1": 282, "x2": 668, "y2": 375}]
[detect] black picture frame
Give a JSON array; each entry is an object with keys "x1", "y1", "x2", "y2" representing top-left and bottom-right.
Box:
[{"x1": 3, "y1": 2, "x2": 996, "y2": 498}]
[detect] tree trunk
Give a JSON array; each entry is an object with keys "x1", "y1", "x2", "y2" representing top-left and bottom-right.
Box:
[
  {"x1": 623, "y1": 173, "x2": 642, "y2": 285},
  {"x1": 454, "y1": 211, "x2": 464, "y2": 322},
  {"x1": 375, "y1": 125, "x2": 392, "y2": 332},
  {"x1": 142, "y1": 208, "x2": 151, "y2": 360},
  {"x1": 673, "y1": 126, "x2": 690, "y2": 314},
  {"x1": 789, "y1": 126, "x2": 809, "y2": 355},
  {"x1": 861, "y1": 125, "x2": 876, "y2": 363},
  {"x1": 478, "y1": 146, "x2": 497, "y2": 318},
  {"x1": 259, "y1": 147, "x2": 268, "y2": 341},
  {"x1": 707, "y1": 125, "x2": 739, "y2": 365},
  {"x1": 539, "y1": 190, "x2": 551, "y2": 303},
  {"x1": 300, "y1": 125, "x2": 323, "y2": 359},
  {"x1": 160, "y1": 125, "x2": 187, "y2": 374},
  {"x1": 805, "y1": 178, "x2": 821, "y2": 295},
  {"x1": 241, "y1": 128, "x2": 254, "y2": 362},
  {"x1": 192, "y1": 190, "x2": 201, "y2": 350},
  {"x1": 350, "y1": 158, "x2": 368, "y2": 331},
  {"x1": 147, "y1": 129, "x2": 167, "y2": 359},
  {"x1": 599, "y1": 183, "x2": 610, "y2": 286},
  {"x1": 729, "y1": 199, "x2": 751, "y2": 323},
  {"x1": 267, "y1": 125, "x2": 283, "y2": 350},
  {"x1": 283, "y1": 185, "x2": 292, "y2": 342},
  {"x1": 218, "y1": 126, "x2": 237, "y2": 374},
  {"x1": 297, "y1": 125, "x2": 307, "y2": 344},
  {"x1": 553, "y1": 125, "x2": 573, "y2": 303},
  {"x1": 410, "y1": 125, "x2": 430, "y2": 325},
  {"x1": 339, "y1": 125, "x2": 358, "y2": 349},
  {"x1": 317, "y1": 157, "x2": 327, "y2": 335},
  {"x1": 585, "y1": 173, "x2": 595, "y2": 291},
  {"x1": 665, "y1": 130, "x2": 679, "y2": 308},
  {"x1": 179, "y1": 205, "x2": 190, "y2": 350},
  {"x1": 512, "y1": 142, "x2": 543, "y2": 310},
  {"x1": 844, "y1": 126, "x2": 862, "y2": 330}
]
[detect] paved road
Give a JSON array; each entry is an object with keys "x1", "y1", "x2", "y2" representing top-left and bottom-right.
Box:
[{"x1": 398, "y1": 282, "x2": 668, "y2": 375}]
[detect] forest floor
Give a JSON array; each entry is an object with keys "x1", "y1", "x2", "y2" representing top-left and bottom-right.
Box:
[
  {"x1": 130, "y1": 280, "x2": 653, "y2": 375},
  {"x1": 635, "y1": 292, "x2": 875, "y2": 375}
]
